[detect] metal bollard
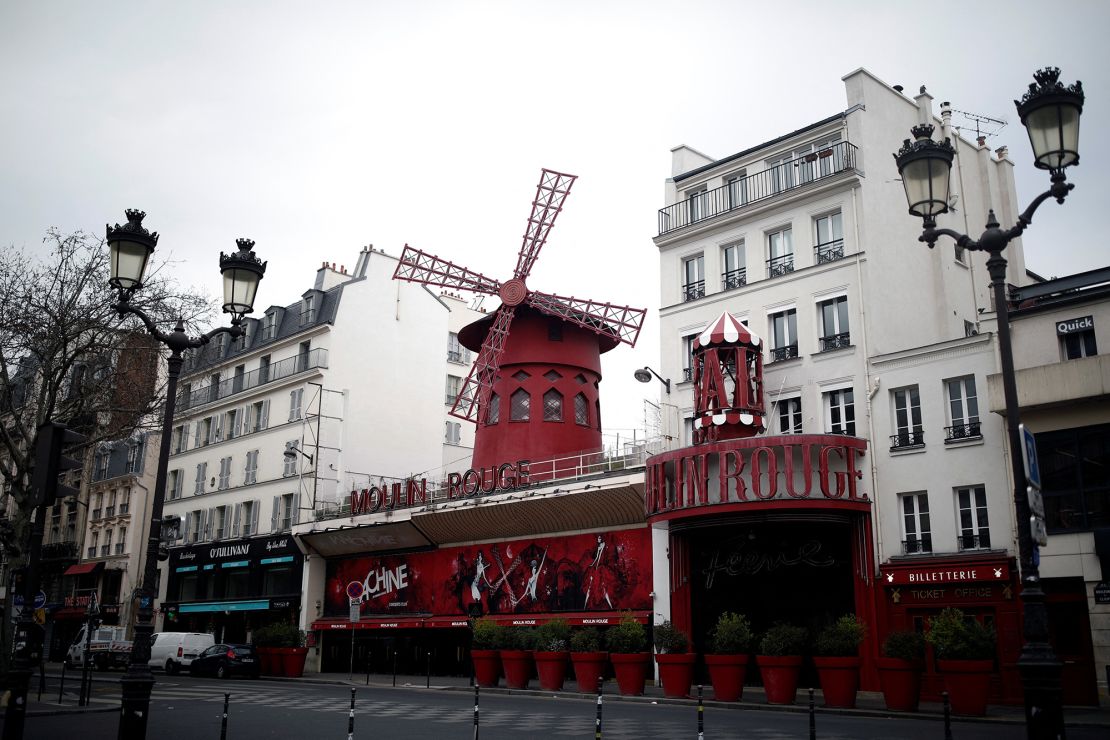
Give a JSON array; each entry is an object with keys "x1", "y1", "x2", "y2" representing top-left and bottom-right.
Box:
[
  {"x1": 808, "y1": 687, "x2": 816, "y2": 740},
  {"x1": 220, "y1": 693, "x2": 230, "y2": 740},
  {"x1": 58, "y1": 662, "x2": 66, "y2": 704},
  {"x1": 426, "y1": 651, "x2": 431, "y2": 689},
  {"x1": 365, "y1": 648, "x2": 370, "y2": 686},
  {"x1": 594, "y1": 685, "x2": 603, "y2": 740},
  {"x1": 472, "y1": 684, "x2": 480, "y2": 740},
  {"x1": 392, "y1": 650, "x2": 397, "y2": 688},
  {"x1": 697, "y1": 684, "x2": 704, "y2": 740},
  {"x1": 942, "y1": 691, "x2": 953, "y2": 740},
  {"x1": 347, "y1": 687, "x2": 356, "y2": 740}
]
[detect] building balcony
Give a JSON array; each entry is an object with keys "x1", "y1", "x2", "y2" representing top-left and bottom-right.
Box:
[
  {"x1": 814, "y1": 238, "x2": 845, "y2": 264},
  {"x1": 91, "y1": 508, "x2": 102, "y2": 520},
  {"x1": 119, "y1": 503, "x2": 130, "y2": 515},
  {"x1": 178, "y1": 348, "x2": 328, "y2": 411},
  {"x1": 87, "y1": 547, "x2": 97, "y2": 558},
  {"x1": 447, "y1": 350, "x2": 463, "y2": 363},
  {"x1": 100, "y1": 545, "x2": 110, "y2": 557},
  {"x1": 114, "y1": 543, "x2": 126, "y2": 555},
  {"x1": 958, "y1": 533, "x2": 991, "y2": 551},
  {"x1": 766, "y1": 254, "x2": 794, "y2": 278},
  {"x1": 682, "y1": 367, "x2": 693, "y2": 382},
  {"x1": 681, "y1": 281, "x2": 705, "y2": 302},
  {"x1": 945, "y1": 422, "x2": 982, "y2": 443},
  {"x1": 902, "y1": 536, "x2": 932, "y2": 555},
  {"x1": 769, "y1": 344, "x2": 799, "y2": 363},
  {"x1": 657, "y1": 141, "x2": 858, "y2": 236},
  {"x1": 445, "y1": 393, "x2": 458, "y2": 406},
  {"x1": 41, "y1": 541, "x2": 79, "y2": 562},
  {"x1": 818, "y1": 332, "x2": 851, "y2": 352},
  {"x1": 890, "y1": 429, "x2": 925, "y2": 451},
  {"x1": 103, "y1": 506, "x2": 115, "y2": 518},
  {"x1": 722, "y1": 268, "x2": 747, "y2": 291}
]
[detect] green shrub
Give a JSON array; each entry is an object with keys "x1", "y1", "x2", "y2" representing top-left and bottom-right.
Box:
[
  {"x1": 500, "y1": 627, "x2": 534, "y2": 651},
  {"x1": 569, "y1": 627, "x2": 603, "y2": 653},
  {"x1": 758, "y1": 623, "x2": 807, "y2": 656},
  {"x1": 814, "y1": 615, "x2": 866, "y2": 657},
  {"x1": 653, "y1": 620, "x2": 689, "y2": 654},
  {"x1": 605, "y1": 612, "x2": 648, "y2": 653},
  {"x1": 708, "y1": 612, "x2": 754, "y2": 655},
  {"x1": 253, "y1": 621, "x2": 305, "y2": 648},
  {"x1": 882, "y1": 630, "x2": 926, "y2": 661},
  {"x1": 534, "y1": 619, "x2": 571, "y2": 652},
  {"x1": 471, "y1": 618, "x2": 505, "y2": 650},
  {"x1": 926, "y1": 608, "x2": 996, "y2": 660}
]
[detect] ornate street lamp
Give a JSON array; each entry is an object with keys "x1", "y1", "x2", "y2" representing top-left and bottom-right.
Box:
[
  {"x1": 106, "y1": 211, "x2": 265, "y2": 739},
  {"x1": 893, "y1": 67, "x2": 1083, "y2": 740}
]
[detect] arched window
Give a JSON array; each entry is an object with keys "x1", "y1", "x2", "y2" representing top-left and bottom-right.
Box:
[
  {"x1": 543, "y1": 389, "x2": 563, "y2": 421},
  {"x1": 595, "y1": 399, "x2": 602, "y2": 430},
  {"x1": 574, "y1": 393, "x2": 589, "y2": 426},
  {"x1": 486, "y1": 393, "x2": 500, "y2": 425},
  {"x1": 510, "y1": 389, "x2": 530, "y2": 421}
]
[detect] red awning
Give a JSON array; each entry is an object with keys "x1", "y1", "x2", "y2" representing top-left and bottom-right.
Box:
[
  {"x1": 64, "y1": 562, "x2": 104, "y2": 577},
  {"x1": 483, "y1": 611, "x2": 649, "y2": 627},
  {"x1": 310, "y1": 611, "x2": 650, "y2": 631},
  {"x1": 52, "y1": 607, "x2": 89, "y2": 620},
  {"x1": 310, "y1": 616, "x2": 426, "y2": 631}
]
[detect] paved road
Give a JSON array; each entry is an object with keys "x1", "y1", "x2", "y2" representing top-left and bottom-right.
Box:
[{"x1": 22, "y1": 674, "x2": 1109, "y2": 739}]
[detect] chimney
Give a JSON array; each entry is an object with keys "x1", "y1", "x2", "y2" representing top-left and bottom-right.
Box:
[
  {"x1": 914, "y1": 85, "x2": 934, "y2": 125},
  {"x1": 995, "y1": 145, "x2": 1009, "y2": 160},
  {"x1": 977, "y1": 136, "x2": 987, "y2": 148}
]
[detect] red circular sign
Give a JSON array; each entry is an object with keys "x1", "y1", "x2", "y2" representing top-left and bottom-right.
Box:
[{"x1": 345, "y1": 581, "x2": 364, "y2": 600}]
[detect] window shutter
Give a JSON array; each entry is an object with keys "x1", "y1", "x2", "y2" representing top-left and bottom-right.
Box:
[
  {"x1": 232, "y1": 503, "x2": 241, "y2": 538},
  {"x1": 214, "y1": 417, "x2": 222, "y2": 443},
  {"x1": 182, "y1": 512, "x2": 193, "y2": 542},
  {"x1": 261, "y1": 400, "x2": 270, "y2": 429},
  {"x1": 289, "y1": 391, "x2": 297, "y2": 422},
  {"x1": 251, "y1": 499, "x2": 260, "y2": 536},
  {"x1": 193, "y1": 423, "x2": 201, "y2": 448},
  {"x1": 292, "y1": 493, "x2": 301, "y2": 525},
  {"x1": 206, "y1": 507, "x2": 217, "y2": 540},
  {"x1": 270, "y1": 496, "x2": 279, "y2": 532}
]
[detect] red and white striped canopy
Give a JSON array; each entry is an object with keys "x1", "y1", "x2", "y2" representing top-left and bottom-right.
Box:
[{"x1": 693, "y1": 312, "x2": 762, "y2": 350}]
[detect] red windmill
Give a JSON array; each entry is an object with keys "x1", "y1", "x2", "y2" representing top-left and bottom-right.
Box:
[{"x1": 393, "y1": 168, "x2": 646, "y2": 472}]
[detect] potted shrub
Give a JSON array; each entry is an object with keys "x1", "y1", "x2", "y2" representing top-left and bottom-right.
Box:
[
  {"x1": 704, "y1": 612, "x2": 754, "y2": 701},
  {"x1": 253, "y1": 622, "x2": 308, "y2": 677},
  {"x1": 756, "y1": 623, "x2": 807, "y2": 705},
  {"x1": 606, "y1": 612, "x2": 649, "y2": 696},
  {"x1": 569, "y1": 627, "x2": 607, "y2": 693},
  {"x1": 812, "y1": 615, "x2": 866, "y2": 708},
  {"x1": 252, "y1": 622, "x2": 281, "y2": 676},
  {"x1": 533, "y1": 619, "x2": 571, "y2": 691},
  {"x1": 500, "y1": 627, "x2": 535, "y2": 690},
  {"x1": 471, "y1": 618, "x2": 504, "y2": 688},
  {"x1": 654, "y1": 620, "x2": 695, "y2": 699},
  {"x1": 876, "y1": 630, "x2": 925, "y2": 711},
  {"x1": 926, "y1": 608, "x2": 996, "y2": 716}
]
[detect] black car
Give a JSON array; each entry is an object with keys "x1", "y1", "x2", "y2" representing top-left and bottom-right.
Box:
[{"x1": 188, "y1": 644, "x2": 260, "y2": 679}]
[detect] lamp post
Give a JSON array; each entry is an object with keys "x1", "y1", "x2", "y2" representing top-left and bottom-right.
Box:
[
  {"x1": 893, "y1": 67, "x2": 1083, "y2": 740},
  {"x1": 633, "y1": 366, "x2": 671, "y2": 394},
  {"x1": 106, "y1": 210, "x2": 266, "y2": 739}
]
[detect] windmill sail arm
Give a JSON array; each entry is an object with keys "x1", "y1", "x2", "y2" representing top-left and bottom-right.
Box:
[
  {"x1": 393, "y1": 246, "x2": 501, "y2": 295},
  {"x1": 513, "y1": 169, "x2": 578, "y2": 280},
  {"x1": 451, "y1": 305, "x2": 516, "y2": 423},
  {"x1": 527, "y1": 291, "x2": 646, "y2": 347}
]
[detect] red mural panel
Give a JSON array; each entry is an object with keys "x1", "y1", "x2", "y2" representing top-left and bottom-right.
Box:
[{"x1": 325, "y1": 529, "x2": 651, "y2": 618}]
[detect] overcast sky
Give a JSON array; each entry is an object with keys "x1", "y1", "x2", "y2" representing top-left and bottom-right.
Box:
[{"x1": 3, "y1": 0, "x2": 1108, "y2": 443}]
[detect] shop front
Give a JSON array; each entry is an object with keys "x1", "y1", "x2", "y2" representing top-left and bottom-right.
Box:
[{"x1": 162, "y1": 533, "x2": 303, "y2": 643}]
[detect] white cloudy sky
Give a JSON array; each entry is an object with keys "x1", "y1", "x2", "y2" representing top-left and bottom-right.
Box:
[{"x1": 3, "y1": 0, "x2": 1108, "y2": 442}]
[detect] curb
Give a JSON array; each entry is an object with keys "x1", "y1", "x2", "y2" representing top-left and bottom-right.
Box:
[{"x1": 27, "y1": 705, "x2": 118, "y2": 718}]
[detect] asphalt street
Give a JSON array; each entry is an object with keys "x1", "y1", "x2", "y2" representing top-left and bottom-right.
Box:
[{"x1": 19, "y1": 674, "x2": 1110, "y2": 740}]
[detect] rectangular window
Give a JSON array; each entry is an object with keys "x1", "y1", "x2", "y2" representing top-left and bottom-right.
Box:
[
  {"x1": 300, "y1": 295, "x2": 316, "y2": 325},
  {"x1": 682, "y1": 334, "x2": 698, "y2": 381},
  {"x1": 722, "y1": 242, "x2": 746, "y2": 290},
  {"x1": 814, "y1": 212, "x2": 844, "y2": 263},
  {"x1": 777, "y1": 397, "x2": 802, "y2": 434},
  {"x1": 259, "y1": 354, "x2": 272, "y2": 383},
  {"x1": 263, "y1": 312, "x2": 277, "y2": 339},
  {"x1": 767, "y1": 152, "x2": 795, "y2": 193},
  {"x1": 171, "y1": 425, "x2": 186, "y2": 454},
  {"x1": 244, "y1": 450, "x2": 259, "y2": 485},
  {"x1": 126, "y1": 440, "x2": 142, "y2": 473},
  {"x1": 445, "y1": 421, "x2": 461, "y2": 445},
  {"x1": 239, "y1": 500, "x2": 258, "y2": 537},
  {"x1": 225, "y1": 408, "x2": 240, "y2": 440},
  {"x1": 235, "y1": 322, "x2": 252, "y2": 351},
  {"x1": 956, "y1": 485, "x2": 990, "y2": 550},
  {"x1": 274, "y1": 493, "x2": 297, "y2": 532},
  {"x1": 1062, "y1": 329, "x2": 1097, "y2": 360},
  {"x1": 768, "y1": 308, "x2": 798, "y2": 362},
  {"x1": 283, "y1": 442, "x2": 298, "y2": 476},
  {"x1": 213, "y1": 506, "x2": 228, "y2": 541},
  {"x1": 233, "y1": 364, "x2": 246, "y2": 393},
  {"x1": 1037, "y1": 423, "x2": 1110, "y2": 532},
  {"x1": 119, "y1": 487, "x2": 131, "y2": 515},
  {"x1": 447, "y1": 332, "x2": 470, "y2": 364},
  {"x1": 115, "y1": 527, "x2": 126, "y2": 555},
  {"x1": 686, "y1": 187, "x2": 708, "y2": 224},
  {"x1": 169, "y1": 469, "x2": 183, "y2": 501},
  {"x1": 817, "y1": 296, "x2": 850, "y2": 351},
  {"x1": 289, "y1": 388, "x2": 304, "y2": 421},
  {"x1": 726, "y1": 171, "x2": 748, "y2": 209},
  {"x1": 197, "y1": 417, "x2": 212, "y2": 448},
  {"x1": 767, "y1": 228, "x2": 794, "y2": 277},
  {"x1": 945, "y1": 376, "x2": 981, "y2": 441},
  {"x1": 682, "y1": 255, "x2": 705, "y2": 302},
  {"x1": 102, "y1": 529, "x2": 113, "y2": 557},
  {"x1": 446, "y1": 375, "x2": 462, "y2": 406},
  {"x1": 250, "y1": 400, "x2": 269, "y2": 433},
  {"x1": 825, "y1": 388, "x2": 855, "y2": 435},
  {"x1": 193, "y1": 462, "x2": 207, "y2": 495},
  {"x1": 263, "y1": 566, "x2": 295, "y2": 596},
  {"x1": 218, "y1": 456, "x2": 232, "y2": 490},
  {"x1": 297, "y1": 341, "x2": 311, "y2": 372},
  {"x1": 901, "y1": 492, "x2": 932, "y2": 554},
  {"x1": 96, "y1": 452, "x2": 109, "y2": 479},
  {"x1": 891, "y1": 386, "x2": 924, "y2": 449}
]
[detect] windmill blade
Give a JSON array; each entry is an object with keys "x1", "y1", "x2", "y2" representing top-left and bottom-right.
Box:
[
  {"x1": 393, "y1": 245, "x2": 501, "y2": 295},
  {"x1": 527, "y1": 290, "x2": 646, "y2": 347},
  {"x1": 513, "y1": 169, "x2": 578, "y2": 281},
  {"x1": 450, "y1": 305, "x2": 516, "y2": 423}
]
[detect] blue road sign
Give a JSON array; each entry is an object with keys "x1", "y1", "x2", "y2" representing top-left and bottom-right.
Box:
[{"x1": 1020, "y1": 423, "x2": 1042, "y2": 491}]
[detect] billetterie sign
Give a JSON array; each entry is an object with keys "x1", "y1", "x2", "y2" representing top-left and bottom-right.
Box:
[{"x1": 349, "y1": 460, "x2": 531, "y2": 515}]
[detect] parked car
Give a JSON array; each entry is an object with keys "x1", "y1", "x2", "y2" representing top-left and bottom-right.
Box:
[
  {"x1": 148, "y1": 632, "x2": 215, "y2": 675},
  {"x1": 64, "y1": 626, "x2": 132, "y2": 670},
  {"x1": 188, "y1": 644, "x2": 260, "y2": 679}
]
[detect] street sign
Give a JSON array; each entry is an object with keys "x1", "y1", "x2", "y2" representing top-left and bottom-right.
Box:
[
  {"x1": 1020, "y1": 424, "x2": 1042, "y2": 490},
  {"x1": 86, "y1": 591, "x2": 100, "y2": 617},
  {"x1": 1031, "y1": 516, "x2": 1049, "y2": 547},
  {"x1": 349, "y1": 599, "x2": 360, "y2": 623},
  {"x1": 1094, "y1": 582, "x2": 1110, "y2": 605},
  {"x1": 33, "y1": 591, "x2": 46, "y2": 610},
  {"x1": 1027, "y1": 486, "x2": 1045, "y2": 520}
]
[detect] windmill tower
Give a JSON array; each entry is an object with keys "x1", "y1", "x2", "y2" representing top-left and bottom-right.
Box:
[{"x1": 393, "y1": 168, "x2": 646, "y2": 471}]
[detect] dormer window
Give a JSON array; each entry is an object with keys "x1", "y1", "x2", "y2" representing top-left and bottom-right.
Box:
[
  {"x1": 262, "y1": 312, "x2": 277, "y2": 339},
  {"x1": 300, "y1": 295, "x2": 316, "y2": 326}
]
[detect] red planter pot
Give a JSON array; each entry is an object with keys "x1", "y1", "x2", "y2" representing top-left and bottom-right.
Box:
[
  {"x1": 756, "y1": 655, "x2": 802, "y2": 705},
  {"x1": 570, "y1": 652, "x2": 608, "y2": 693},
  {"x1": 500, "y1": 649, "x2": 534, "y2": 689},
  {"x1": 875, "y1": 657, "x2": 922, "y2": 712},
  {"x1": 704, "y1": 654, "x2": 749, "y2": 702},
  {"x1": 656, "y1": 653, "x2": 696, "y2": 699},
  {"x1": 256, "y1": 647, "x2": 276, "y2": 676},
  {"x1": 276, "y1": 647, "x2": 308, "y2": 678},
  {"x1": 611, "y1": 653, "x2": 649, "y2": 696},
  {"x1": 534, "y1": 651, "x2": 569, "y2": 691},
  {"x1": 937, "y1": 659, "x2": 993, "y2": 716},
  {"x1": 472, "y1": 649, "x2": 502, "y2": 688},
  {"x1": 813, "y1": 656, "x2": 860, "y2": 708}
]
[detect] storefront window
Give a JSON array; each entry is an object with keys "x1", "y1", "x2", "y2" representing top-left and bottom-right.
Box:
[
  {"x1": 263, "y1": 566, "x2": 295, "y2": 595},
  {"x1": 223, "y1": 568, "x2": 251, "y2": 599},
  {"x1": 177, "y1": 574, "x2": 199, "y2": 602}
]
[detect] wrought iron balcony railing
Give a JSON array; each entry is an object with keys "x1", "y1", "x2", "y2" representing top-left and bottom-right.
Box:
[
  {"x1": 100, "y1": 545, "x2": 110, "y2": 557},
  {"x1": 445, "y1": 393, "x2": 458, "y2": 406},
  {"x1": 119, "y1": 503, "x2": 129, "y2": 515},
  {"x1": 103, "y1": 506, "x2": 115, "y2": 518},
  {"x1": 769, "y1": 344, "x2": 799, "y2": 362},
  {"x1": 178, "y1": 348, "x2": 328, "y2": 411},
  {"x1": 657, "y1": 141, "x2": 858, "y2": 235},
  {"x1": 682, "y1": 367, "x2": 693, "y2": 382},
  {"x1": 722, "y1": 268, "x2": 747, "y2": 290},
  {"x1": 114, "y1": 543, "x2": 126, "y2": 555},
  {"x1": 682, "y1": 281, "x2": 706, "y2": 302},
  {"x1": 91, "y1": 508, "x2": 102, "y2": 520},
  {"x1": 766, "y1": 254, "x2": 795, "y2": 278},
  {"x1": 814, "y1": 238, "x2": 845, "y2": 264},
  {"x1": 902, "y1": 536, "x2": 932, "y2": 554},
  {"x1": 890, "y1": 429, "x2": 925, "y2": 450},
  {"x1": 945, "y1": 422, "x2": 982, "y2": 442},
  {"x1": 818, "y1": 332, "x2": 851, "y2": 352},
  {"x1": 41, "y1": 541, "x2": 78, "y2": 561},
  {"x1": 87, "y1": 546, "x2": 97, "y2": 558},
  {"x1": 958, "y1": 533, "x2": 991, "y2": 551}
]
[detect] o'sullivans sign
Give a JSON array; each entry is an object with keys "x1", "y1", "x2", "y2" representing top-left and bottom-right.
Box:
[{"x1": 645, "y1": 435, "x2": 868, "y2": 517}]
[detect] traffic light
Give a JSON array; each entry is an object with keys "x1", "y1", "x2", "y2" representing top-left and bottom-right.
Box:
[{"x1": 31, "y1": 421, "x2": 87, "y2": 507}]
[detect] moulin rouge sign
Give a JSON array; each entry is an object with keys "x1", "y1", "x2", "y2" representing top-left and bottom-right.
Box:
[{"x1": 349, "y1": 461, "x2": 531, "y2": 515}]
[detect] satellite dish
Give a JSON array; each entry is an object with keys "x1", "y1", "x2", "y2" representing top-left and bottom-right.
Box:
[{"x1": 633, "y1": 368, "x2": 653, "y2": 384}]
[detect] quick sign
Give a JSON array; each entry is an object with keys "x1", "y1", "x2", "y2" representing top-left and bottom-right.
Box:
[{"x1": 1055, "y1": 315, "x2": 1093, "y2": 335}]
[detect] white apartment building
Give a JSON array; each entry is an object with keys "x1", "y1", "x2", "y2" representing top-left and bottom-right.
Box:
[
  {"x1": 440, "y1": 292, "x2": 483, "y2": 477},
  {"x1": 649, "y1": 67, "x2": 1089, "y2": 704},
  {"x1": 158, "y1": 247, "x2": 447, "y2": 642}
]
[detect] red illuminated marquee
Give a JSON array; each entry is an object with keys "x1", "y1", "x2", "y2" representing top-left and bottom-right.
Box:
[
  {"x1": 350, "y1": 479, "x2": 428, "y2": 515},
  {"x1": 447, "y1": 460, "x2": 530, "y2": 498}
]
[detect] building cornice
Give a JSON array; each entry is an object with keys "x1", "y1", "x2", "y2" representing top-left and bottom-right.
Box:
[{"x1": 870, "y1": 332, "x2": 993, "y2": 372}]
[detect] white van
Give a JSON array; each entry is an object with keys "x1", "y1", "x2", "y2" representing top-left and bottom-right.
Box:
[{"x1": 148, "y1": 632, "x2": 215, "y2": 674}]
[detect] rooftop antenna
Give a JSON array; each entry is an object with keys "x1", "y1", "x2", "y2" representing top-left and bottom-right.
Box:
[{"x1": 952, "y1": 108, "x2": 1007, "y2": 140}]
